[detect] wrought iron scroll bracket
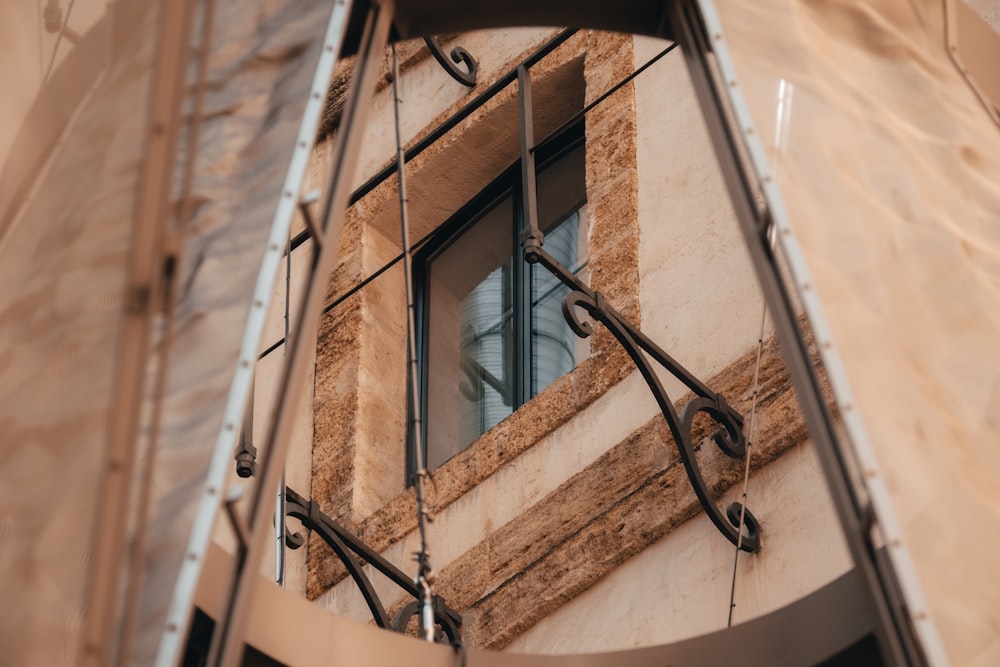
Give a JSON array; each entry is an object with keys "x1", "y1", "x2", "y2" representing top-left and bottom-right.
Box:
[
  {"x1": 424, "y1": 36, "x2": 478, "y2": 87},
  {"x1": 526, "y1": 243, "x2": 761, "y2": 553},
  {"x1": 282, "y1": 487, "x2": 463, "y2": 644},
  {"x1": 517, "y1": 60, "x2": 759, "y2": 553}
]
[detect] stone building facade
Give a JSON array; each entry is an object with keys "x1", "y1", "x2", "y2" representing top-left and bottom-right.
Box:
[
  {"x1": 6, "y1": 1, "x2": 1000, "y2": 664},
  {"x1": 252, "y1": 26, "x2": 850, "y2": 655}
]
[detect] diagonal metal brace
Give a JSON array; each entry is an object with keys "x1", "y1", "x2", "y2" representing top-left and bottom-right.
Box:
[
  {"x1": 283, "y1": 487, "x2": 464, "y2": 645},
  {"x1": 532, "y1": 243, "x2": 760, "y2": 552}
]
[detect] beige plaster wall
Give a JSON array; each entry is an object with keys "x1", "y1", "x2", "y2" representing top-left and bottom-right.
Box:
[
  {"x1": 634, "y1": 36, "x2": 774, "y2": 386},
  {"x1": 506, "y1": 439, "x2": 851, "y2": 653},
  {"x1": 304, "y1": 27, "x2": 850, "y2": 654},
  {"x1": 493, "y1": 34, "x2": 851, "y2": 655}
]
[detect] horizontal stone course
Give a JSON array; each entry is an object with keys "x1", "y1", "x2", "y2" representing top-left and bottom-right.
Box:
[
  {"x1": 338, "y1": 329, "x2": 822, "y2": 649},
  {"x1": 433, "y1": 333, "x2": 809, "y2": 648}
]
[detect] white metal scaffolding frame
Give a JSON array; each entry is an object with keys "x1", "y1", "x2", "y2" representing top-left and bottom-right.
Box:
[
  {"x1": 204, "y1": 2, "x2": 396, "y2": 665},
  {"x1": 154, "y1": 0, "x2": 361, "y2": 664}
]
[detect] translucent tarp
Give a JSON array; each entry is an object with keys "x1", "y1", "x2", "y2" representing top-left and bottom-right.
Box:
[
  {"x1": 0, "y1": 0, "x2": 337, "y2": 664},
  {"x1": 0, "y1": 0, "x2": 107, "y2": 172},
  {"x1": 713, "y1": 0, "x2": 1000, "y2": 663},
  {"x1": 136, "y1": 2, "x2": 335, "y2": 662},
  {"x1": 0, "y1": 3, "x2": 149, "y2": 665}
]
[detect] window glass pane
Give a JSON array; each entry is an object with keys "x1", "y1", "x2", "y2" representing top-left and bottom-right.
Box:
[
  {"x1": 426, "y1": 196, "x2": 514, "y2": 468},
  {"x1": 536, "y1": 144, "x2": 586, "y2": 233},
  {"x1": 531, "y1": 207, "x2": 588, "y2": 395},
  {"x1": 532, "y1": 144, "x2": 588, "y2": 396}
]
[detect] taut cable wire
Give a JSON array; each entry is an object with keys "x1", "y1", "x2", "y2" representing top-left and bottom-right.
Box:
[
  {"x1": 727, "y1": 222, "x2": 775, "y2": 627},
  {"x1": 392, "y1": 42, "x2": 436, "y2": 643},
  {"x1": 274, "y1": 213, "x2": 291, "y2": 586},
  {"x1": 257, "y1": 43, "x2": 680, "y2": 365}
]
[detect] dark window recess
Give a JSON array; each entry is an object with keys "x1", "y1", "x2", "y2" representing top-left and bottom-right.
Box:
[
  {"x1": 414, "y1": 127, "x2": 587, "y2": 472},
  {"x1": 182, "y1": 608, "x2": 287, "y2": 667}
]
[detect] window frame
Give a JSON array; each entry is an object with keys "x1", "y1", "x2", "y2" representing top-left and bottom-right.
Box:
[{"x1": 410, "y1": 123, "x2": 586, "y2": 476}]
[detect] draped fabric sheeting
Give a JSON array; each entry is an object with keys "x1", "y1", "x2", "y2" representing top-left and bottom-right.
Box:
[
  {"x1": 713, "y1": 1, "x2": 1000, "y2": 664},
  {"x1": 0, "y1": 5, "x2": 153, "y2": 665},
  {"x1": 0, "y1": 0, "x2": 336, "y2": 664},
  {"x1": 135, "y1": 2, "x2": 334, "y2": 662},
  {"x1": 2, "y1": 0, "x2": 998, "y2": 663}
]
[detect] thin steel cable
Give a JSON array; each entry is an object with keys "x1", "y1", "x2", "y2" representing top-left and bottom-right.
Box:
[
  {"x1": 726, "y1": 299, "x2": 767, "y2": 627},
  {"x1": 258, "y1": 42, "x2": 679, "y2": 363},
  {"x1": 274, "y1": 219, "x2": 291, "y2": 586},
  {"x1": 726, "y1": 224, "x2": 775, "y2": 627},
  {"x1": 392, "y1": 42, "x2": 435, "y2": 643}
]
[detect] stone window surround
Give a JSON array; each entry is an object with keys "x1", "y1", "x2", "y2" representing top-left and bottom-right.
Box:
[
  {"x1": 309, "y1": 31, "x2": 642, "y2": 599},
  {"x1": 411, "y1": 126, "x2": 589, "y2": 475}
]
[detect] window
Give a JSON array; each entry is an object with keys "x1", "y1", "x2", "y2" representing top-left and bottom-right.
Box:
[{"x1": 414, "y1": 127, "x2": 588, "y2": 471}]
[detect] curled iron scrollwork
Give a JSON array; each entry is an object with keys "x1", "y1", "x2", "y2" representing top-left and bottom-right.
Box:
[
  {"x1": 530, "y1": 241, "x2": 761, "y2": 553},
  {"x1": 283, "y1": 487, "x2": 464, "y2": 644},
  {"x1": 392, "y1": 598, "x2": 463, "y2": 644},
  {"x1": 424, "y1": 36, "x2": 478, "y2": 87}
]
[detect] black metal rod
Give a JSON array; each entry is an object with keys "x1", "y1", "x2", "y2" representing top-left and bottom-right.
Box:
[
  {"x1": 530, "y1": 242, "x2": 759, "y2": 550},
  {"x1": 511, "y1": 38, "x2": 754, "y2": 546},
  {"x1": 518, "y1": 65, "x2": 540, "y2": 243},
  {"x1": 423, "y1": 36, "x2": 478, "y2": 87},
  {"x1": 283, "y1": 492, "x2": 391, "y2": 627},
  {"x1": 529, "y1": 245, "x2": 717, "y2": 400},
  {"x1": 283, "y1": 487, "x2": 463, "y2": 629},
  {"x1": 349, "y1": 29, "x2": 577, "y2": 206},
  {"x1": 538, "y1": 41, "x2": 679, "y2": 152},
  {"x1": 576, "y1": 287, "x2": 758, "y2": 550},
  {"x1": 262, "y1": 30, "x2": 673, "y2": 365},
  {"x1": 515, "y1": 64, "x2": 538, "y2": 407}
]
